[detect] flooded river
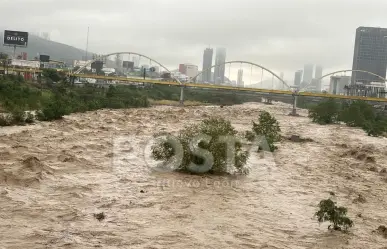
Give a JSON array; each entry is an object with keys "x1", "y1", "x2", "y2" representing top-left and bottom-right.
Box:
[{"x1": 1, "y1": 102, "x2": 387, "y2": 248}]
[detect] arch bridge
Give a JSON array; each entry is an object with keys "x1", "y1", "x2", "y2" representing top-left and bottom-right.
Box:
[
  {"x1": 73, "y1": 52, "x2": 182, "y2": 84},
  {"x1": 47, "y1": 51, "x2": 387, "y2": 112},
  {"x1": 301, "y1": 69, "x2": 387, "y2": 92},
  {"x1": 72, "y1": 54, "x2": 290, "y2": 105},
  {"x1": 191, "y1": 60, "x2": 290, "y2": 90}
]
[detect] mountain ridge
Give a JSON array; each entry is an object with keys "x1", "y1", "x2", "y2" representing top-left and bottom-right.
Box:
[{"x1": 0, "y1": 31, "x2": 93, "y2": 65}]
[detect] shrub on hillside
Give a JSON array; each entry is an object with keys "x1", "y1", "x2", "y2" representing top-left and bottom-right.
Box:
[
  {"x1": 10, "y1": 108, "x2": 28, "y2": 125},
  {"x1": 0, "y1": 114, "x2": 12, "y2": 126},
  {"x1": 252, "y1": 111, "x2": 281, "y2": 152},
  {"x1": 42, "y1": 69, "x2": 63, "y2": 83},
  {"x1": 244, "y1": 130, "x2": 256, "y2": 142},
  {"x1": 362, "y1": 118, "x2": 387, "y2": 137},
  {"x1": 0, "y1": 79, "x2": 42, "y2": 111},
  {"x1": 315, "y1": 199, "x2": 353, "y2": 231},
  {"x1": 308, "y1": 99, "x2": 340, "y2": 124},
  {"x1": 25, "y1": 112, "x2": 35, "y2": 124},
  {"x1": 0, "y1": 110, "x2": 34, "y2": 126},
  {"x1": 37, "y1": 98, "x2": 69, "y2": 121},
  {"x1": 339, "y1": 100, "x2": 375, "y2": 127},
  {"x1": 338, "y1": 101, "x2": 387, "y2": 137},
  {"x1": 151, "y1": 117, "x2": 249, "y2": 175}
]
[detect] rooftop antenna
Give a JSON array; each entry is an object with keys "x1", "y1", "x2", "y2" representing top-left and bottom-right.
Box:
[{"x1": 85, "y1": 26, "x2": 89, "y2": 60}]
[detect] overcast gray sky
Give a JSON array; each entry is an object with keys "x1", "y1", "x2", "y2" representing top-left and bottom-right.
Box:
[{"x1": 2, "y1": 0, "x2": 387, "y2": 81}]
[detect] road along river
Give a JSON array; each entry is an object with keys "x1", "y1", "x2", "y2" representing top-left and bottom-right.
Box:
[{"x1": 1, "y1": 102, "x2": 387, "y2": 248}]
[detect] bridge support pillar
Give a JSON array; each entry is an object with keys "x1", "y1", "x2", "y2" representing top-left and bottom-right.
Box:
[
  {"x1": 263, "y1": 97, "x2": 273, "y2": 105},
  {"x1": 179, "y1": 86, "x2": 184, "y2": 106},
  {"x1": 290, "y1": 94, "x2": 298, "y2": 116}
]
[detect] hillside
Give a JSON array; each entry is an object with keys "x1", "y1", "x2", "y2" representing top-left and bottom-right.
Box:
[{"x1": 0, "y1": 31, "x2": 93, "y2": 65}]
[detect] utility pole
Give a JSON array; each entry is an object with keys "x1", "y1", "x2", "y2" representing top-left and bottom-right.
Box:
[
  {"x1": 85, "y1": 26, "x2": 89, "y2": 60},
  {"x1": 13, "y1": 45, "x2": 16, "y2": 59}
]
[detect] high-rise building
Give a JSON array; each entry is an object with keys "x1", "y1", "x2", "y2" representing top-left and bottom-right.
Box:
[
  {"x1": 132, "y1": 56, "x2": 140, "y2": 67},
  {"x1": 185, "y1": 64, "x2": 198, "y2": 78},
  {"x1": 237, "y1": 69, "x2": 244, "y2": 87},
  {"x1": 214, "y1": 47, "x2": 226, "y2": 84},
  {"x1": 351, "y1": 26, "x2": 387, "y2": 84},
  {"x1": 315, "y1": 65, "x2": 323, "y2": 79},
  {"x1": 153, "y1": 66, "x2": 160, "y2": 73},
  {"x1": 294, "y1": 70, "x2": 303, "y2": 86},
  {"x1": 202, "y1": 48, "x2": 213, "y2": 83},
  {"x1": 115, "y1": 54, "x2": 122, "y2": 69},
  {"x1": 314, "y1": 65, "x2": 323, "y2": 91},
  {"x1": 302, "y1": 64, "x2": 314, "y2": 85},
  {"x1": 179, "y1": 63, "x2": 199, "y2": 78},
  {"x1": 179, "y1": 64, "x2": 186, "y2": 74},
  {"x1": 330, "y1": 76, "x2": 351, "y2": 94}
]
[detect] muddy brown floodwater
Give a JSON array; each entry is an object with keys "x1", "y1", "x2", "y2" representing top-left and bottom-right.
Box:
[{"x1": 1, "y1": 102, "x2": 387, "y2": 249}]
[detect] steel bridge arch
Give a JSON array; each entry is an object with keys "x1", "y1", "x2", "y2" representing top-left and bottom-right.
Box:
[
  {"x1": 191, "y1": 60, "x2": 290, "y2": 89},
  {"x1": 300, "y1": 69, "x2": 387, "y2": 92},
  {"x1": 73, "y1": 51, "x2": 182, "y2": 84}
]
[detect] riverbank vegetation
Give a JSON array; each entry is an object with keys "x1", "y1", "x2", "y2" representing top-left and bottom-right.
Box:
[
  {"x1": 308, "y1": 98, "x2": 387, "y2": 137},
  {"x1": 0, "y1": 73, "x2": 149, "y2": 125},
  {"x1": 0, "y1": 72, "x2": 263, "y2": 126}
]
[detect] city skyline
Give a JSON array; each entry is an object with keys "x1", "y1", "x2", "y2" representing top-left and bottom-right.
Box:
[{"x1": 3, "y1": 0, "x2": 387, "y2": 79}]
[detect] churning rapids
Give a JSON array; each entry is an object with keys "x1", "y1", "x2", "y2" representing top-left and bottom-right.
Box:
[{"x1": 1, "y1": 102, "x2": 387, "y2": 249}]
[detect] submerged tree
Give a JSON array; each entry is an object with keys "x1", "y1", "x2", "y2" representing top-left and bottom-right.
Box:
[
  {"x1": 315, "y1": 199, "x2": 353, "y2": 231},
  {"x1": 308, "y1": 98, "x2": 340, "y2": 124},
  {"x1": 252, "y1": 111, "x2": 281, "y2": 152},
  {"x1": 152, "y1": 117, "x2": 250, "y2": 175}
]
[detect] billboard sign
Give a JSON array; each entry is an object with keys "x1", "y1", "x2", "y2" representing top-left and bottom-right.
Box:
[
  {"x1": 39, "y1": 54, "x2": 50, "y2": 62},
  {"x1": 3, "y1": 30, "x2": 29, "y2": 47}
]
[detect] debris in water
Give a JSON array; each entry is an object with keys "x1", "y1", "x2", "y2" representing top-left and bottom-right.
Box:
[
  {"x1": 353, "y1": 194, "x2": 367, "y2": 204},
  {"x1": 376, "y1": 225, "x2": 387, "y2": 238},
  {"x1": 288, "y1": 135, "x2": 314, "y2": 143},
  {"x1": 94, "y1": 212, "x2": 105, "y2": 221},
  {"x1": 366, "y1": 156, "x2": 376, "y2": 163}
]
